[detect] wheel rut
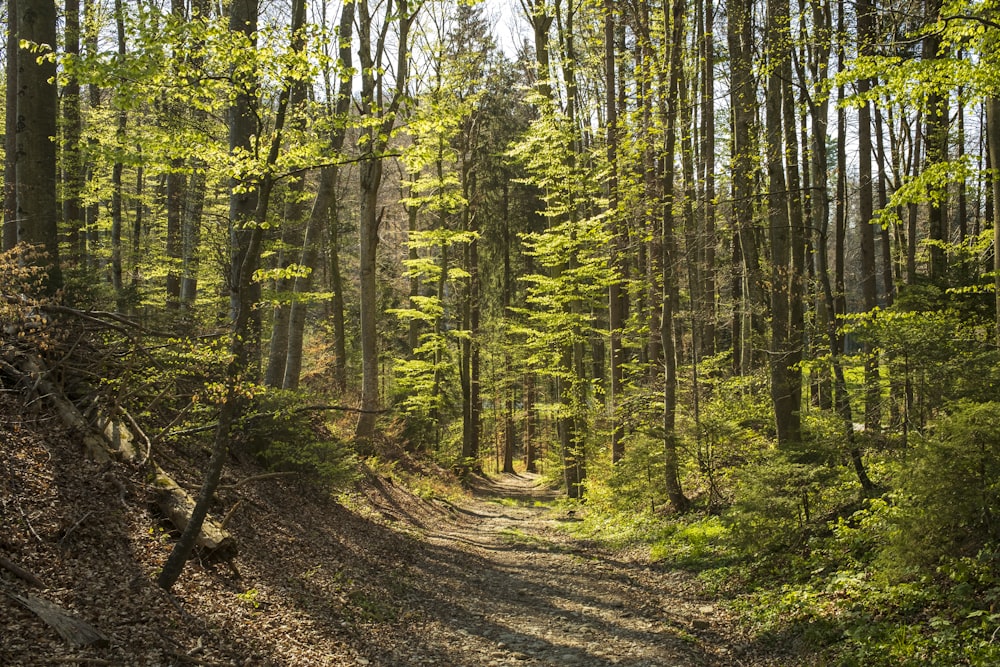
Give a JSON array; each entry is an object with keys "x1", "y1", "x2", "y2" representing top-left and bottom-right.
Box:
[{"x1": 373, "y1": 473, "x2": 758, "y2": 667}]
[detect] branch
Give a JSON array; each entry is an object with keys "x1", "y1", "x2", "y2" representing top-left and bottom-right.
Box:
[
  {"x1": 0, "y1": 554, "x2": 46, "y2": 588},
  {"x1": 168, "y1": 404, "x2": 391, "y2": 438}
]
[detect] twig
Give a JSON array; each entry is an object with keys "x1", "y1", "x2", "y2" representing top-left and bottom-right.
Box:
[
  {"x1": 43, "y1": 658, "x2": 112, "y2": 665},
  {"x1": 59, "y1": 511, "x2": 94, "y2": 547},
  {"x1": 220, "y1": 471, "x2": 297, "y2": 491},
  {"x1": 220, "y1": 500, "x2": 243, "y2": 530},
  {"x1": 9, "y1": 459, "x2": 43, "y2": 543},
  {"x1": 164, "y1": 650, "x2": 235, "y2": 666},
  {"x1": 149, "y1": 400, "x2": 195, "y2": 448},
  {"x1": 169, "y1": 404, "x2": 390, "y2": 438}
]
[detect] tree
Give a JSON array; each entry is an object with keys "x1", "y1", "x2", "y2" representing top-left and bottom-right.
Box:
[
  {"x1": 13, "y1": 0, "x2": 62, "y2": 288},
  {"x1": 355, "y1": 0, "x2": 421, "y2": 442}
]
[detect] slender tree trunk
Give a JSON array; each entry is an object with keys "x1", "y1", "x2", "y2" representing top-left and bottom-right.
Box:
[
  {"x1": 606, "y1": 0, "x2": 626, "y2": 464},
  {"x1": 924, "y1": 0, "x2": 948, "y2": 282},
  {"x1": 284, "y1": 0, "x2": 353, "y2": 391},
  {"x1": 111, "y1": 0, "x2": 127, "y2": 305},
  {"x1": 63, "y1": 0, "x2": 84, "y2": 263},
  {"x1": 661, "y1": 0, "x2": 689, "y2": 513},
  {"x1": 987, "y1": 97, "x2": 1000, "y2": 347},
  {"x1": 264, "y1": 0, "x2": 308, "y2": 387},
  {"x1": 158, "y1": 0, "x2": 265, "y2": 591},
  {"x1": 727, "y1": 0, "x2": 766, "y2": 373},
  {"x1": 857, "y1": 0, "x2": 881, "y2": 435},
  {"x1": 3, "y1": 0, "x2": 18, "y2": 251},
  {"x1": 700, "y1": 0, "x2": 717, "y2": 355},
  {"x1": 356, "y1": 0, "x2": 416, "y2": 441},
  {"x1": 166, "y1": 163, "x2": 185, "y2": 309},
  {"x1": 765, "y1": 0, "x2": 800, "y2": 448},
  {"x1": 180, "y1": 168, "x2": 206, "y2": 309}
]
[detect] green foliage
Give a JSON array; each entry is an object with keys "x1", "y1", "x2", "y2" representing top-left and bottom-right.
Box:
[
  {"x1": 725, "y1": 443, "x2": 856, "y2": 557},
  {"x1": 845, "y1": 306, "x2": 1000, "y2": 419},
  {"x1": 889, "y1": 402, "x2": 1000, "y2": 568},
  {"x1": 244, "y1": 390, "x2": 358, "y2": 490}
]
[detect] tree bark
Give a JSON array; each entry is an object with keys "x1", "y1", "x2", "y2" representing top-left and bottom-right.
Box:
[
  {"x1": 3, "y1": 0, "x2": 18, "y2": 251},
  {"x1": 661, "y1": 0, "x2": 689, "y2": 513},
  {"x1": 355, "y1": 0, "x2": 416, "y2": 441},
  {"x1": 15, "y1": 0, "x2": 62, "y2": 288}
]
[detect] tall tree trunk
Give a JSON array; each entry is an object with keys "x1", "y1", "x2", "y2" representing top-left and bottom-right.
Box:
[
  {"x1": 264, "y1": 0, "x2": 308, "y2": 387},
  {"x1": 63, "y1": 0, "x2": 85, "y2": 263},
  {"x1": 355, "y1": 0, "x2": 416, "y2": 441},
  {"x1": 727, "y1": 0, "x2": 766, "y2": 374},
  {"x1": 180, "y1": 168, "x2": 206, "y2": 310},
  {"x1": 111, "y1": 0, "x2": 127, "y2": 305},
  {"x1": 661, "y1": 0, "x2": 689, "y2": 513},
  {"x1": 166, "y1": 164, "x2": 185, "y2": 309},
  {"x1": 158, "y1": 0, "x2": 265, "y2": 591},
  {"x1": 606, "y1": 0, "x2": 626, "y2": 464},
  {"x1": 765, "y1": 0, "x2": 800, "y2": 448},
  {"x1": 924, "y1": 0, "x2": 948, "y2": 282},
  {"x1": 284, "y1": 0, "x2": 353, "y2": 392},
  {"x1": 15, "y1": 0, "x2": 62, "y2": 288},
  {"x1": 700, "y1": 0, "x2": 717, "y2": 355},
  {"x1": 3, "y1": 0, "x2": 18, "y2": 251},
  {"x1": 987, "y1": 97, "x2": 1000, "y2": 347},
  {"x1": 857, "y1": 0, "x2": 881, "y2": 435}
]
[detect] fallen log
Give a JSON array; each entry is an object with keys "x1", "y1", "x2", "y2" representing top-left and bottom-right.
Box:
[
  {"x1": 0, "y1": 584, "x2": 109, "y2": 648},
  {"x1": 17, "y1": 354, "x2": 235, "y2": 559},
  {"x1": 152, "y1": 467, "x2": 236, "y2": 559}
]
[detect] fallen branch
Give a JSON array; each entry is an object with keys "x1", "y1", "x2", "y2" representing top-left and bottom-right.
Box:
[
  {"x1": 168, "y1": 404, "x2": 390, "y2": 438},
  {"x1": 220, "y1": 471, "x2": 297, "y2": 491},
  {"x1": 0, "y1": 584, "x2": 109, "y2": 648},
  {"x1": 0, "y1": 554, "x2": 46, "y2": 588},
  {"x1": 44, "y1": 658, "x2": 112, "y2": 665}
]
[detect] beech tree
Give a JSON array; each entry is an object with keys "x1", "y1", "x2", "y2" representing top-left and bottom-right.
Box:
[{"x1": 12, "y1": 0, "x2": 61, "y2": 288}]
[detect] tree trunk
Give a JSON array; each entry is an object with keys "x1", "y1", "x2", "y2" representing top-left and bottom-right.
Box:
[
  {"x1": 15, "y1": 0, "x2": 62, "y2": 289},
  {"x1": 355, "y1": 0, "x2": 416, "y2": 441},
  {"x1": 765, "y1": 0, "x2": 800, "y2": 448},
  {"x1": 924, "y1": 0, "x2": 948, "y2": 282},
  {"x1": 3, "y1": 0, "x2": 18, "y2": 251},
  {"x1": 63, "y1": 0, "x2": 84, "y2": 263},
  {"x1": 857, "y1": 0, "x2": 881, "y2": 436},
  {"x1": 606, "y1": 0, "x2": 626, "y2": 465},
  {"x1": 727, "y1": 0, "x2": 766, "y2": 374},
  {"x1": 159, "y1": 0, "x2": 262, "y2": 586},
  {"x1": 110, "y1": 0, "x2": 127, "y2": 305},
  {"x1": 987, "y1": 97, "x2": 1000, "y2": 348},
  {"x1": 661, "y1": 0, "x2": 690, "y2": 513}
]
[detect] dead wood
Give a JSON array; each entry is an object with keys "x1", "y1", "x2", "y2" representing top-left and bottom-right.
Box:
[
  {"x1": 16, "y1": 354, "x2": 235, "y2": 558},
  {"x1": 152, "y1": 466, "x2": 236, "y2": 558},
  {"x1": 18, "y1": 357, "x2": 113, "y2": 464},
  {"x1": 0, "y1": 584, "x2": 109, "y2": 648},
  {"x1": 220, "y1": 471, "x2": 297, "y2": 491},
  {"x1": 0, "y1": 554, "x2": 46, "y2": 588}
]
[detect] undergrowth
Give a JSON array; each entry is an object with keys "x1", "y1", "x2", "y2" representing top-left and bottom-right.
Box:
[{"x1": 571, "y1": 396, "x2": 1000, "y2": 666}]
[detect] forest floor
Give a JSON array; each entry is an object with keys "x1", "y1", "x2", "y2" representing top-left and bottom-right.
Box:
[{"x1": 1, "y1": 404, "x2": 794, "y2": 666}]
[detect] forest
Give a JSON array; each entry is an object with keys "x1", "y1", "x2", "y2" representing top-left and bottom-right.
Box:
[{"x1": 3, "y1": 0, "x2": 1000, "y2": 662}]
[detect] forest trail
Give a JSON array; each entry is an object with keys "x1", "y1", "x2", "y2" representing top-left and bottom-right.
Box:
[
  {"x1": 360, "y1": 472, "x2": 779, "y2": 667},
  {"x1": 2, "y1": 409, "x2": 788, "y2": 666}
]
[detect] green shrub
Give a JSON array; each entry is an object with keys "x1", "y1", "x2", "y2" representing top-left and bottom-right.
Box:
[
  {"x1": 245, "y1": 390, "x2": 358, "y2": 490},
  {"x1": 889, "y1": 401, "x2": 1000, "y2": 569}
]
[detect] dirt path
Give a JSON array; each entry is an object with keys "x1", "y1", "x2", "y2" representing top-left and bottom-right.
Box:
[
  {"x1": 2, "y1": 424, "x2": 785, "y2": 666},
  {"x1": 366, "y1": 473, "x2": 764, "y2": 667}
]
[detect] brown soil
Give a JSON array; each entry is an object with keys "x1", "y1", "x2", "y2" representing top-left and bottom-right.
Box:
[{"x1": 1, "y1": 402, "x2": 790, "y2": 666}]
